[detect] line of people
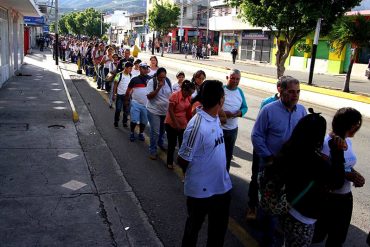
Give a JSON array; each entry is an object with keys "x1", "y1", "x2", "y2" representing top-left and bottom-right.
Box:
[
  {"x1": 245, "y1": 76, "x2": 365, "y2": 247},
  {"x1": 66, "y1": 40, "x2": 365, "y2": 247}
]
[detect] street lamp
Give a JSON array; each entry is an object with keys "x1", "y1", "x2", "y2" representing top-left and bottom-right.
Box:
[
  {"x1": 101, "y1": 12, "x2": 103, "y2": 36},
  {"x1": 179, "y1": 0, "x2": 184, "y2": 53},
  {"x1": 205, "y1": 0, "x2": 210, "y2": 58},
  {"x1": 55, "y1": 0, "x2": 59, "y2": 65},
  {"x1": 308, "y1": 18, "x2": 322, "y2": 85}
]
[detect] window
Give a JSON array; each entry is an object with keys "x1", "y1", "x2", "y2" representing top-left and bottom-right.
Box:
[{"x1": 183, "y1": 6, "x2": 187, "y2": 16}]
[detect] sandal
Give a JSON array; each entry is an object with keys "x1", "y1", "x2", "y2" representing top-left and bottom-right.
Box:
[{"x1": 167, "y1": 164, "x2": 174, "y2": 170}]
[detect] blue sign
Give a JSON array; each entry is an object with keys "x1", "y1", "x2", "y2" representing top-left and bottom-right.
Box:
[
  {"x1": 43, "y1": 25, "x2": 49, "y2": 33},
  {"x1": 24, "y1": 16, "x2": 45, "y2": 25}
]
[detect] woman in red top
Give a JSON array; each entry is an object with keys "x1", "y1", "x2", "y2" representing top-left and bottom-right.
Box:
[{"x1": 165, "y1": 80, "x2": 195, "y2": 169}]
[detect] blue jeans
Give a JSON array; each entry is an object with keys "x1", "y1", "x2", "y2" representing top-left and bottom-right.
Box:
[
  {"x1": 223, "y1": 127, "x2": 238, "y2": 172},
  {"x1": 114, "y1": 94, "x2": 129, "y2": 124},
  {"x1": 147, "y1": 111, "x2": 165, "y2": 155}
]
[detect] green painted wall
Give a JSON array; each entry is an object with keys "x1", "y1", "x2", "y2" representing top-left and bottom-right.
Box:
[{"x1": 316, "y1": 40, "x2": 330, "y2": 59}]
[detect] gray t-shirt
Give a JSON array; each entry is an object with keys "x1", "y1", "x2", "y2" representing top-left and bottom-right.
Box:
[{"x1": 146, "y1": 78, "x2": 172, "y2": 115}]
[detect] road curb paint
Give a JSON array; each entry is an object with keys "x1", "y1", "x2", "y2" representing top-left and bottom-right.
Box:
[{"x1": 58, "y1": 66, "x2": 79, "y2": 123}]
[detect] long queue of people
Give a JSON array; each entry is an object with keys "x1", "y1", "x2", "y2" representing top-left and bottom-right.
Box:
[{"x1": 62, "y1": 39, "x2": 366, "y2": 247}]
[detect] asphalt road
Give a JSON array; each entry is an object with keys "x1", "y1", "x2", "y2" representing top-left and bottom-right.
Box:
[{"x1": 66, "y1": 54, "x2": 369, "y2": 246}]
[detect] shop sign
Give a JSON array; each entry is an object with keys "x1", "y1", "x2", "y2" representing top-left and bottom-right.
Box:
[
  {"x1": 187, "y1": 31, "x2": 199, "y2": 36},
  {"x1": 242, "y1": 31, "x2": 269, "y2": 40},
  {"x1": 223, "y1": 32, "x2": 238, "y2": 36},
  {"x1": 24, "y1": 16, "x2": 45, "y2": 26}
]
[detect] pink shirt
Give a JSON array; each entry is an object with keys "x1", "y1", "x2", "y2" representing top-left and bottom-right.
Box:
[{"x1": 165, "y1": 91, "x2": 192, "y2": 129}]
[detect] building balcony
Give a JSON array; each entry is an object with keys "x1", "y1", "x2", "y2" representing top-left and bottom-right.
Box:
[{"x1": 1, "y1": 0, "x2": 41, "y2": 16}]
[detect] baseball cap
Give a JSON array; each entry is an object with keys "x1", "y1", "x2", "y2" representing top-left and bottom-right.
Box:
[{"x1": 139, "y1": 62, "x2": 150, "y2": 68}]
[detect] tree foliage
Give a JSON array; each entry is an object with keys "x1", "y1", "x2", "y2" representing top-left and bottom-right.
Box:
[
  {"x1": 228, "y1": 0, "x2": 362, "y2": 78},
  {"x1": 148, "y1": 2, "x2": 180, "y2": 36},
  {"x1": 55, "y1": 8, "x2": 109, "y2": 38},
  {"x1": 328, "y1": 14, "x2": 370, "y2": 92},
  {"x1": 148, "y1": 1, "x2": 180, "y2": 56}
]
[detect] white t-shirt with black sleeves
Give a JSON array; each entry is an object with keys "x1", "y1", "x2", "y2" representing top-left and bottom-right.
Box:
[
  {"x1": 178, "y1": 108, "x2": 232, "y2": 198},
  {"x1": 116, "y1": 73, "x2": 132, "y2": 95}
]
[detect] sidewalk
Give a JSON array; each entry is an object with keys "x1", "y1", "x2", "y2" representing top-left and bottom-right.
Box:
[
  {"x1": 146, "y1": 51, "x2": 370, "y2": 96},
  {"x1": 0, "y1": 51, "x2": 162, "y2": 246}
]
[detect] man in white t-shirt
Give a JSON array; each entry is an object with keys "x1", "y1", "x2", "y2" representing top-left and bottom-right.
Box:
[
  {"x1": 146, "y1": 67, "x2": 172, "y2": 159},
  {"x1": 113, "y1": 62, "x2": 133, "y2": 128},
  {"x1": 178, "y1": 80, "x2": 232, "y2": 247},
  {"x1": 222, "y1": 69, "x2": 248, "y2": 172}
]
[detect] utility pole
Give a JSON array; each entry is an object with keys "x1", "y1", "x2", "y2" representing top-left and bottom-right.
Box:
[
  {"x1": 179, "y1": 0, "x2": 184, "y2": 53},
  {"x1": 308, "y1": 18, "x2": 322, "y2": 85},
  {"x1": 101, "y1": 13, "x2": 103, "y2": 37},
  {"x1": 205, "y1": 0, "x2": 210, "y2": 58},
  {"x1": 152, "y1": 31, "x2": 155, "y2": 55},
  {"x1": 55, "y1": 0, "x2": 59, "y2": 65}
]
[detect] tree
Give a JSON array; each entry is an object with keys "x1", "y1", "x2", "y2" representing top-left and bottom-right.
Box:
[
  {"x1": 50, "y1": 22, "x2": 55, "y2": 33},
  {"x1": 82, "y1": 8, "x2": 110, "y2": 38},
  {"x1": 329, "y1": 14, "x2": 370, "y2": 92},
  {"x1": 65, "y1": 12, "x2": 79, "y2": 35},
  {"x1": 56, "y1": 8, "x2": 109, "y2": 38},
  {"x1": 148, "y1": 1, "x2": 180, "y2": 56},
  {"x1": 58, "y1": 14, "x2": 69, "y2": 35},
  {"x1": 228, "y1": 0, "x2": 362, "y2": 78}
]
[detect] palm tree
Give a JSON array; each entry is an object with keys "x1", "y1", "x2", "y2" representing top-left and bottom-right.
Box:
[{"x1": 329, "y1": 14, "x2": 370, "y2": 92}]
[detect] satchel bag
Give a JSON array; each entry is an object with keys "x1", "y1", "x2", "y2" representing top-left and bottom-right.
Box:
[
  {"x1": 105, "y1": 71, "x2": 116, "y2": 82},
  {"x1": 259, "y1": 169, "x2": 315, "y2": 216}
]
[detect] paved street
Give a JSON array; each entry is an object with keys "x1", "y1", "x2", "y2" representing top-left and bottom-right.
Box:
[
  {"x1": 146, "y1": 50, "x2": 370, "y2": 96},
  {"x1": 0, "y1": 50, "x2": 369, "y2": 246}
]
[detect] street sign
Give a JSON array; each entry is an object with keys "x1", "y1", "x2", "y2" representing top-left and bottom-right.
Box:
[
  {"x1": 178, "y1": 28, "x2": 184, "y2": 37},
  {"x1": 24, "y1": 16, "x2": 45, "y2": 25}
]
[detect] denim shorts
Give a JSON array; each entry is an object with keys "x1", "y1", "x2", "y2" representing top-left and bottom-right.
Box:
[{"x1": 130, "y1": 101, "x2": 148, "y2": 125}]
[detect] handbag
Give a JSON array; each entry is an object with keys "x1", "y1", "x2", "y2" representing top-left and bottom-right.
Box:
[
  {"x1": 259, "y1": 169, "x2": 315, "y2": 215},
  {"x1": 105, "y1": 71, "x2": 116, "y2": 82}
]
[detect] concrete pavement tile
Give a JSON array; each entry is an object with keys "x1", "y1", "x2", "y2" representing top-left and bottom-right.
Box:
[
  {"x1": 0, "y1": 168, "x2": 93, "y2": 196},
  {"x1": 0, "y1": 149, "x2": 89, "y2": 175},
  {"x1": 0, "y1": 195, "x2": 105, "y2": 225},
  {"x1": 0, "y1": 195, "x2": 115, "y2": 246},
  {"x1": 0, "y1": 224, "x2": 112, "y2": 247},
  {"x1": 0, "y1": 126, "x2": 80, "y2": 149}
]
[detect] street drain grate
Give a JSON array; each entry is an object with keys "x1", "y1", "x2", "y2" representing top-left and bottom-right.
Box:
[
  {"x1": 48, "y1": 124, "x2": 65, "y2": 129},
  {"x1": 0, "y1": 123, "x2": 29, "y2": 131}
]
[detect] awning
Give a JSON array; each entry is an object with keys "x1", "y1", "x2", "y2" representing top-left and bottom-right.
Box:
[{"x1": 1, "y1": 0, "x2": 41, "y2": 17}]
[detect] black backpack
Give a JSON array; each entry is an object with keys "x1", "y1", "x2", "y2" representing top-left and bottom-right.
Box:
[{"x1": 152, "y1": 76, "x2": 172, "y2": 91}]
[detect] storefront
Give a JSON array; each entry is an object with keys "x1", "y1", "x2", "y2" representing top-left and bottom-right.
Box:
[
  {"x1": 240, "y1": 31, "x2": 273, "y2": 63},
  {"x1": 0, "y1": 7, "x2": 10, "y2": 84},
  {"x1": 170, "y1": 27, "x2": 219, "y2": 53},
  {"x1": 221, "y1": 32, "x2": 239, "y2": 53},
  {"x1": 0, "y1": 0, "x2": 40, "y2": 87}
]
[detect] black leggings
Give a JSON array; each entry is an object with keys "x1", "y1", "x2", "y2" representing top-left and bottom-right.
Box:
[
  {"x1": 165, "y1": 124, "x2": 184, "y2": 165},
  {"x1": 313, "y1": 192, "x2": 353, "y2": 246}
]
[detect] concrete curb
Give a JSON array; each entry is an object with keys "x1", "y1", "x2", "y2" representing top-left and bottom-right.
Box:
[{"x1": 58, "y1": 66, "x2": 79, "y2": 123}]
